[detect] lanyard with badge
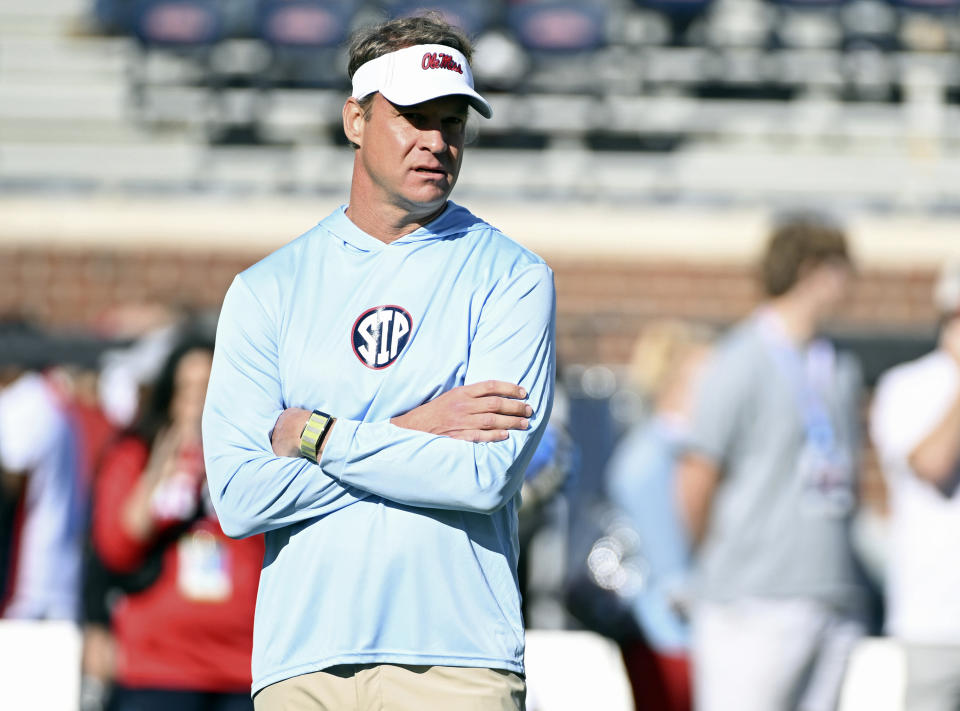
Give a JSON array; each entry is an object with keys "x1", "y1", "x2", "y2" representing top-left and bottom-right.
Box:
[
  {"x1": 758, "y1": 310, "x2": 855, "y2": 517},
  {"x1": 154, "y1": 440, "x2": 233, "y2": 602}
]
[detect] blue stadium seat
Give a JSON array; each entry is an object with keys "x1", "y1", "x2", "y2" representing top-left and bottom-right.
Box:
[
  {"x1": 131, "y1": 0, "x2": 223, "y2": 47},
  {"x1": 507, "y1": 2, "x2": 608, "y2": 52},
  {"x1": 217, "y1": 0, "x2": 260, "y2": 38},
  {"x1": 890, "y1": 0, "x2": 960, "y2": 11},
  {"x1": 636, "y1": 0, "x2": 712, "y2": 20},
  {"x1": 92, "y1": 0, "x2": 134, "y2": 34},
  {"x1": 127, "y1": 0, "x2": 230, "y2": 140},
  {"x1": 256, "y1": 0, "x2": 351, "y2": 49},
  {"x1": 769, "y1": 0, "x2": 844, "y2": 8},
  {"x1": 632, "y1": 0, "x2": 714, "y2": 47},
  {"x1": 500, "y1": 2, "x2": 612, "y2": 96},
  {"x1": 255, "y1": 0, "x2": 354, "y2": 88}
]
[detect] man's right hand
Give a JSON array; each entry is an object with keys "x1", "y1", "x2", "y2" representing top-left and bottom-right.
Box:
[{"x1": 391, "y1": 380, "x2": 533, "y2": 443}]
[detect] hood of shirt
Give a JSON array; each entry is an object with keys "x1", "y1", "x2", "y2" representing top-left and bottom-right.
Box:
[{"x1": 320, "y1": 201, "x2": 490, "y2": 253}]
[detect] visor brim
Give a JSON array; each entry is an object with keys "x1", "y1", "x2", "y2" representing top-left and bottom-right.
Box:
[{"x1": 379, "y1": 86, "x2": 493, "y2": 120}]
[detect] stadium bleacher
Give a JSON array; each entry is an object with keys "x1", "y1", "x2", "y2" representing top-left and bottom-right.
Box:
[{"x1": 1, "y1": 0, "x2": 960, "y2": 206}]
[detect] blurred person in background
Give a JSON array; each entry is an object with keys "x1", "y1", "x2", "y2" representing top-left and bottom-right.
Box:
[
  {"x1": 607, "y1": 320, "x2": 712, "y2": 711},
  {"x1": 82, "y1": 305, "x2": 187, "y2": 711},
  {"x1": 0, "y1": 321, "x2": 120, "y2": 709},
  {"x1": 870, "y1": 262, "x2": 960, "y2": 711},
  {"x1": 0, "y1": 323, "x2": 88, "y2": 622},
  {"x1": 677, "y1": 216, "x2": 866, "y2": 711},
  {"x1": 91, "y1": 335, "x2": 263, "y2": 711}
]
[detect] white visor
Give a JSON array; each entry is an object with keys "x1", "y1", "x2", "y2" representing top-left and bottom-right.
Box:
[{"x1": 351, "y1": 44, "x2": 493, "y2": 119}]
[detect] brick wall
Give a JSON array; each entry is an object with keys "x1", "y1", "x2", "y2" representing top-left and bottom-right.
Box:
[
  {"x1": 1, "y1": 247, "x2": 939, "y2": 353},
  {"x1": 0, "y1": 247, "x2": 251, "y2": 329},
  {"x1": 2, "y1": 245, "x2": 940, "y2": 511},
  {"x1": 552, "y1": 260, "x2": 939, "y2": 364}
]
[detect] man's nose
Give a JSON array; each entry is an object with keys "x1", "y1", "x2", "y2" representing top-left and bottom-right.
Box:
[{"x1": 420, "y1": 126, "x2": 447, "y2": 153}]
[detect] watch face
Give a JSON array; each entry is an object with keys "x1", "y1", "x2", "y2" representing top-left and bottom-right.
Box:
[{"x1": 351, "y1": 305, "x2": 413, "y2": 370}]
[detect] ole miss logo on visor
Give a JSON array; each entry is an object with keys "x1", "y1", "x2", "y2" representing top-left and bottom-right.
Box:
[
  {"x1": 421, "y1": 52, "x2": 463, "y2": 74},
  {"x1": 352, "y1": 305, "x2": 413, "y2": 369}
]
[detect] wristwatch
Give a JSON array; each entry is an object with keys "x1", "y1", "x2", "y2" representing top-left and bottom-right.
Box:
[{"x1": 299, "y1": 409, "x2": 333, "y2": 464}]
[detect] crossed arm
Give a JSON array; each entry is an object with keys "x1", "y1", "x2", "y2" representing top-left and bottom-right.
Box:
[
  {"x1": 271, "y1": 380, "x2": 534, "y2": 461},
  {"x1": 202, "y1": 265, "x2": 556, "y2": 538}
]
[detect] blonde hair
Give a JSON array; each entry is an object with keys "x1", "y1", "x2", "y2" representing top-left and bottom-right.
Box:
[{"x1": 628, "y1": 320, "x2": 713, "y2": 400}]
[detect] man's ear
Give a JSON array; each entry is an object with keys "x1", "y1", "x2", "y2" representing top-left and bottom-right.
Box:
[{"x1": 343, "y1": 97, "x2": 366, "y2": 148}]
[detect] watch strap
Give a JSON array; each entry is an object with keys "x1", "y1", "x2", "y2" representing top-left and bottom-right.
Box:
[{"x1": 299, "y1": 410, "x2": 333, "y2": 464}]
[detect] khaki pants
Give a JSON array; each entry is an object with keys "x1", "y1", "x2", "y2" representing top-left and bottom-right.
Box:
[{"x1": 254, "y1": 664, "x2": 526, "y2": 711}]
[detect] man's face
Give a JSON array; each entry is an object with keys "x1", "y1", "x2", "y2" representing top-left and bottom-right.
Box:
[{"x1": 353, "y1": 93, "x2": 468, "y2": 214}]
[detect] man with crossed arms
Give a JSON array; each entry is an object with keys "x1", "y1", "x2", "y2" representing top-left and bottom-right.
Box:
[{"x1": 202, "y1": 15, "x2": 555, "y2": 711}]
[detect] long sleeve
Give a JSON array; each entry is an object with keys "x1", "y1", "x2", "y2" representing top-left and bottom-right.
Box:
[
  {"x1": 320, "y1": 263, "x2": 556, "y2": 514},
  {"x1": 91, "y1": 438, "x2": 152, "y2": 573},
  {"x1": 202, "y1": 276, "x2": 369, "y2": 538}
]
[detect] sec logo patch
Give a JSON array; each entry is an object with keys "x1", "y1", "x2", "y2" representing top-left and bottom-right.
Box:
[{"x1": 352, "y1": 305, "x2": 413, "y2": 370}]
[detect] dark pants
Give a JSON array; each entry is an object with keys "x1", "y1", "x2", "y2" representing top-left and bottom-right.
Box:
[{"x1": 109, "y1": 686, "x2": 253, "y2": 711}]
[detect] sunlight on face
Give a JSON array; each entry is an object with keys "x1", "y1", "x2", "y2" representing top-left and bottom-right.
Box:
[{"x1": 357, "y1": 93, "x2": 469, "y2": 213}]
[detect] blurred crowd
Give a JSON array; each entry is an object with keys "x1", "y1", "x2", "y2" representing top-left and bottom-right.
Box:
[{"x1": 1, "y1": 216, "x2": 959, "y2": 711}]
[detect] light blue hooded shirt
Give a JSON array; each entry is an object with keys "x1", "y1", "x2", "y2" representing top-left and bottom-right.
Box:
[{"x1": 202, "y1": 201, "x2": 555, "y2": 694}]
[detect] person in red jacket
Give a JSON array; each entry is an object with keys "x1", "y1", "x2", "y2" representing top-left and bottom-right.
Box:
[{"x1": 92, "y1": 335, "x2": 264, "y2": 711}]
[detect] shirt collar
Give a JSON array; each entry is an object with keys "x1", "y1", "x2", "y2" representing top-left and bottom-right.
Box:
[{"x1": 323, "y1": 201, "x2": 477, "y2": 252}]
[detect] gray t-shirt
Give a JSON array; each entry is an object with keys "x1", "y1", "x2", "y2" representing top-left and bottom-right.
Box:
[{"x1": 688, "y1": 312, "x2": 865, "y2": 614}]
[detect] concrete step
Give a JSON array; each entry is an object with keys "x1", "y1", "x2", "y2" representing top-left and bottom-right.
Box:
[
  {"x1": 0, "y1": 118, "x2": 160, "y2": 144},
  {"x1": 0, "y1": 142, "x2": 204, "y2": 184},
  {"x1": 0, "y1": 11, "x2": 89, "y2": 38},
  {"x1": 4, "y1": 140, "x2": 960, "y2": 209},
  {"x1": 0, "y1": 83, "x2": 128, "y2": 121},
  {"x1": 0, "y1": 36, "x2": 129, "y2": 80},
  {"x1": 0, "y1": 0, "x2": 87, "y2": 17}
]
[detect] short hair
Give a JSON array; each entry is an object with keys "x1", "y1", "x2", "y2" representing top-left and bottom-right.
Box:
[
  {"x1": 760, "y1": 215, "x2": 851, "y2": 297},
  {"x1": 345, "y1": 14, "x2": 473, "y2": 144},
  {"x1": 347, "y1": 14, "x2": 473, "y2": 81}
]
